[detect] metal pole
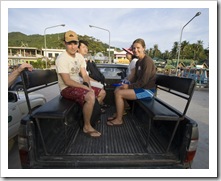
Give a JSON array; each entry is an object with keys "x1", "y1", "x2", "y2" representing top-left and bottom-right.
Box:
[
  {"x1": 44, "y1": 30, "x2": 47, "y2": 68},
  {"x1": 44, "y1": 24, "x2": 65, "y2": 69},
  {"x1": 176, "y1": 12, "x2": 201, "y2": 76},
  {"x1": 89, "y1": 25, "x2": 111, "y2": 63}
]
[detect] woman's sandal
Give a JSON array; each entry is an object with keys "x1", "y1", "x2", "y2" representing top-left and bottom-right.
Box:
[
  {"x1": 107, "y1": 111, "x2": 127, "y2": 121},
  {"x1": 107, "y1": 113, "x2": 117, "y2": 121},
  {"x1": 107, "y1": 120, "x2": 123, "y2": 126}
]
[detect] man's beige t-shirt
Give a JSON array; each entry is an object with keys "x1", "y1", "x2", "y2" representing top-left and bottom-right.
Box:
[{"x1": 56, "y1": 51, "x2": 86, "y2": 91}]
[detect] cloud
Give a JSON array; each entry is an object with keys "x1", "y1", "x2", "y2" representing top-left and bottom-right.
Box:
[{"x1": 8, "y1": 7, "x2": 209, "y2": 52}]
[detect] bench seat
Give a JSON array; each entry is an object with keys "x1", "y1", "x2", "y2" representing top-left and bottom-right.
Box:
[
  {"x1": 32, "y1": 95, "x2": 77, "y2": 119},
  {"x1": 133, "y1": 74, "x2": 195, "y2": 153},
  {"x1": 21, "y1": 69, "x2": 81, "y2": 154},
  {"x1": 137, "y1": 98, "x2": 179, "y2": 121}
]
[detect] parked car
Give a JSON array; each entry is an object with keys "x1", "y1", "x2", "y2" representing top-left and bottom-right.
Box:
[{"x1": 8, "y1": 91, "x2": 46, "y2": 140}]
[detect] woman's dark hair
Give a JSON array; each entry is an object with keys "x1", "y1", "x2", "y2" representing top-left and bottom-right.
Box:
[{"x1": 78, "y1": 40, "x2": 89, "y2": 48}]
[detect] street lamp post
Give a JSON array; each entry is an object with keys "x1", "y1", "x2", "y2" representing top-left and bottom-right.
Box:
[
  {"x1": 44, "y1": 24, "x2": 65, "y2": 69},
  {"x1": 89, "y1": 25, "x2": 111, "y2": 63},
  {"x1": 176, "y1": 12, "x2": 201, "y2": 76}
]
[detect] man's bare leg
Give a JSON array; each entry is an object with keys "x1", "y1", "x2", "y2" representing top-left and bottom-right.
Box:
[
  {"x1": 83, "y1": 91, "x2": 101, "y2": 137},
  {"x1": 97, "y1": 89, "x2": 106, "y2": 104}
]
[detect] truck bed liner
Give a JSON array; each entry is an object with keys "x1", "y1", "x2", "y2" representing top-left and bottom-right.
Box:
[
  {"x1": 68, "y1": 108, "x2": 165, "y2": 154},
  {"x1": 35, "y1": 106, "x2": 180, "y2": 168},
  {"x1": 41, "y1": 106, "x2": 177, "y2": 156}
]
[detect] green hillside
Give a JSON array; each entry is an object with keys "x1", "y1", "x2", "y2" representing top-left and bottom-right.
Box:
[
  {"x1": 8, "y1": 32, "x2": 117, "y2": 56},
  {"x1": 8, "y1": 32, "x2": 208, "y2": 65}
]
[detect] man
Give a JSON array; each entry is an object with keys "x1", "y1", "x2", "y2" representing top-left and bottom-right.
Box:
[
  {"x1": 55, "y1": 30, "x2": 102, "y2": 137},
  {"x1": 78, "y1": 40, "x2": 108, "y2": 110},
  {"x1": 8, "y1": 63, "x2": 33, "y2": 87},
  {"x1": 78, "y1": 40, "x2": 105, "y2": 90}
]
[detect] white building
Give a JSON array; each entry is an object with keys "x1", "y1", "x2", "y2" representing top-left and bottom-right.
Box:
[
  {"x1": 8, "y1": 46, "x2": 65, "y2": 66},
  {"x1": 113, "y1": 50, "x2": 129, "y2": 64},
  {"x1": 42, "y1": 48, "x2": 65, "y2": 61}
]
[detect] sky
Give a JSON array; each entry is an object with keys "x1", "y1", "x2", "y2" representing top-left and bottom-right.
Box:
[{"x1": 6, "y1": 3, "x2": 210, "y2": 52}]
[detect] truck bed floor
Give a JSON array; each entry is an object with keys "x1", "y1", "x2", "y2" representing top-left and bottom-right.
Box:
[
  {"x1": 65, "y1": 106, "x2": 172, "y2": 155},
  {"x1": 37, "y1": 106, "x2": 180, "y2": 168}
]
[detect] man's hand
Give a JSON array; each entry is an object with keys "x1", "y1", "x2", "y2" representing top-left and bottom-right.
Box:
[
  {"x1": 8, "y1": 63, "x2": 33, "y2": 87},
  {"x1": 17, "y1": 63, "x2": 33, "y2": 73}
]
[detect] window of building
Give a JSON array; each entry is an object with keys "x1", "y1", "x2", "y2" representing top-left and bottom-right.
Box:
[
  {"x1": 55, "y1": 53, "x2": 59, "y2": 58},
  {"x1": 48, "y1": 53, "x2": 53, "y2": 58}
]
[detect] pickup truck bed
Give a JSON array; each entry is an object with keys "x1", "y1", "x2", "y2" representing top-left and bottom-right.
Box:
[
  {"x1": 27, "y1": 104, "x2": 192, "y2": 169},
  {"x1": 18, "y1": 68, "x2": 198, "y2": 169}
]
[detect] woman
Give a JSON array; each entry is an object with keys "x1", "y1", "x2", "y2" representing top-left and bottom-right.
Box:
[{"x1": 107, "y1": 38, "x2": 156, "y2": 126}]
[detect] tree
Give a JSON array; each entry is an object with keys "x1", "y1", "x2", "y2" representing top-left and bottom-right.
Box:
[
  {"x1": 195, "y1": 40, "x2": 204, "y2": 61},
  {"x1": 153, "y1": 44, "x2": 161, "y2": 58},
  {"x1": 161, "y1": 50, "x2": 170, "y2": 60},
  {"x1": 31, "y1": 58, "x2": 46, "y2": 69},
  {"x1": 204, "y1": 47, "x2": 209, "y2": 60},
  {"x1": 183, "y1": 44, "x2": 194, "y2": 59},
  {"x1": 180, "y1": 41, "x2": 189, "y2": 59},
  {"x1": 147, "y1": 48, "x2": 154, "y2": 58},
  {"x1": 171, "y1": 42, "x2": 179, "y2": 59}
]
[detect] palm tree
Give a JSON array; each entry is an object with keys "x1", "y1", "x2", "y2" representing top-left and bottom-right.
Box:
[
  {"x1": 195, "y1": 40, "x2": 204, "y2": 61},
  {"x1": 171, "y1": 42, "x2": 179, "y2": 59},
  {"x1": 153, "y1": 44, "x2": 161, "y2": 58},
  {"x1": 183, "y1": 44, "x2": 194, "y2": 59},
  {"x1": 162, "y1": 50, "x2": 170, "y2": 60},
  {"x1": 148, "y1": 48, "x2": 154, "y2": 58},
  {"x1": 180, "y1": 41, "x2": 189, "y2": 59}
]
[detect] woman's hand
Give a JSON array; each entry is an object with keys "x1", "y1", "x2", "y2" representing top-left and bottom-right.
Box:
[{"x1": 120, "y1": 83, "x2": 129, "y2": 89}]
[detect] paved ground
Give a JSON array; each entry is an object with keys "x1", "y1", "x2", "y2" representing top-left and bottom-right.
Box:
[{"x1": 8, "y1": 85, "x2": 209, "y2": 169}]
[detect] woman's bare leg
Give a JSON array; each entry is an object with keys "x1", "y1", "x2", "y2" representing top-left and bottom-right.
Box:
[{"x1": 107, "y1": 89, "x2": 136, "y2": 125}]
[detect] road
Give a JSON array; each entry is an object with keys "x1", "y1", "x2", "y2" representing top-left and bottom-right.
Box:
[{"x1": 8, "y1": 84, "x2": 209, "y2": 169}]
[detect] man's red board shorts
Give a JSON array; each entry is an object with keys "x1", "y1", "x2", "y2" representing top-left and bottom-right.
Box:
[{"x1": 61, "y1": 86, "x2": 101, "y2": 107}]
